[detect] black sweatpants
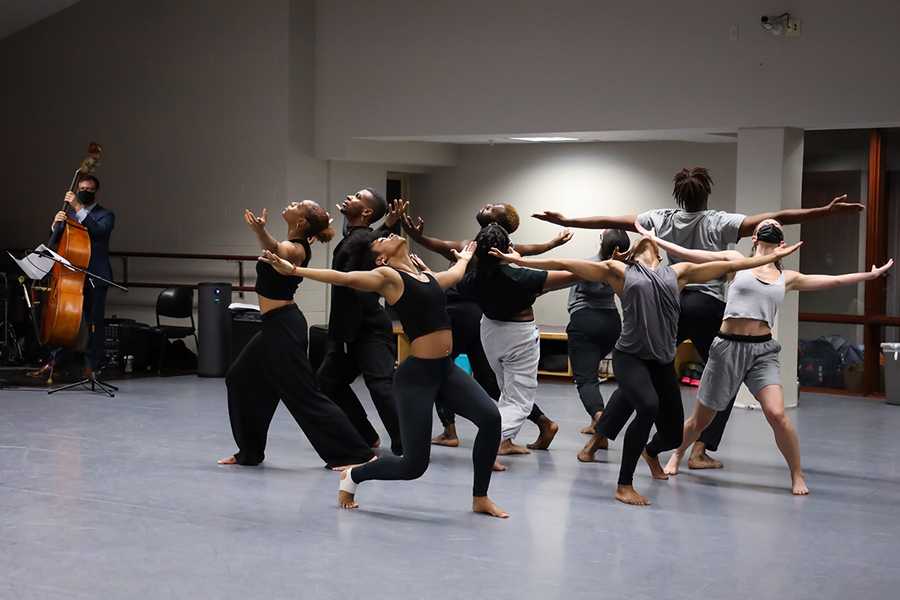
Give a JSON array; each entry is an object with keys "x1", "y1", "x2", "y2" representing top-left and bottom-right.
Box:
[
  {"x1": 677, "y1": 289, "x2": 731, "y2": 452},
  {"x1": 316, "y1": 315, "x2": 403, "y2": 455},
  {"x1": 436, "y1": 298, "x2": 545, "y2": 427},
  {"x1": 351, "y1": 356, "x2": 501, "y2": 497},
  {"x1": 225, "y1": 304, "x2": 375, "y2": 469},
  {"x1": 596, "y1": 350, "x2": 683, "y2": 486},
  {"x1": 566, "y1": 307, "x2": 621, "y2": 417}
]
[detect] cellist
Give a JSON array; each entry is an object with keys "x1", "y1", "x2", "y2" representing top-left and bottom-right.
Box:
[{"x1": 29, "y1": 175, "x2": 115, "y2": 379}]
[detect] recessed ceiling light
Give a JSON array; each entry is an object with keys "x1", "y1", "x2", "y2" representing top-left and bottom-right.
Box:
[{"x1": 507, "y1": 136, "x2": 581, "y2": 142}]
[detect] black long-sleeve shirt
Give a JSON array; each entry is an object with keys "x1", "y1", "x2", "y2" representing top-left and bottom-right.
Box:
[{"x1": 327, "y1": 220, "x2": 399, "y2": 341}]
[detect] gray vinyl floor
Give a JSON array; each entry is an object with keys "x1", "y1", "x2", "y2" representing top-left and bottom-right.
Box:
[{"x1": 2, "y1": 374, "x2": 899, "y2": 600}]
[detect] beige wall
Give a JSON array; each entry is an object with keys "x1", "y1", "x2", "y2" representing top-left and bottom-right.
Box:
[{"x1": 408, "y1": 141, "x2": 738, "y2": 325}]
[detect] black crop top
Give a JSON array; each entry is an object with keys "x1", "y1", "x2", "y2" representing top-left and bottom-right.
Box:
[
  {"x1": 389, "y1": 271, "x2": 452, "y2": 342},
  {"x1": 255, "y1": 239, "x2": 311, "y2": 301}
]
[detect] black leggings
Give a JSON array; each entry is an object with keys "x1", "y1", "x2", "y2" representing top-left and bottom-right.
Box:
[
  {"x1": 225, "y1": 304, "x2": 375, "y2": 469},
  {"x1": 677, "y1": 289, "x2": 731, "y2": 452},
  {"x1": 351, "y1": 356, "x2": 501, "y2": 497},
  {"x1": 436, "y1": 299, "x2": 545, "y2": 427},
  {"x1": 596, "y1": 350, "x2": 683, "y2": 486},
  {"x1": 566, "y1": 308, "x2": 621, "y2": 417}
]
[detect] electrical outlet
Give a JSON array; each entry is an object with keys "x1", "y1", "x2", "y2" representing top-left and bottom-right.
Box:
[
  {"x1": 785, "y1": 18, "x2": 801, "y2": 36},
  {"x1": 729, "y1": 25, "x2": 739, "y2": 41}
]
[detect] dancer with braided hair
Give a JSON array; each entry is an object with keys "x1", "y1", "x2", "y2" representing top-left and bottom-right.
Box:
[
  {"x1": 456, "y1": 223, "x2": 581, "y2": 458},
  {"x1": 491, "y1": 235, "x2": 801, "y2": 505}
]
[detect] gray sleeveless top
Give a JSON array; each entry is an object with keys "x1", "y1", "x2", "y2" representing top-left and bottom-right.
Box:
[
  {"x1": 615, "y1": 262, "x2": 681, "y2": 363},
  {"x1": 722, "y1": 269, "x2": 785, "y2": 328}
]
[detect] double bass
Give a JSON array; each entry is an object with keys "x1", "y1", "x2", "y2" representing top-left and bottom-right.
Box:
[{"x1": 41, "y1": 142, "x2": 103, "y2": 349}]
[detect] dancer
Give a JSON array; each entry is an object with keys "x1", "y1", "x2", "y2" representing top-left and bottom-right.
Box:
[
  {"x1": 261, "y1": 236, "x2": 508, "y2": 518},
  {"x1": 490, "y1": 234, "x2": 801, "y2": 505},
  {"x1": 564, "y1": 229, "x2": 630, "y2": 454},
  {"x1": 401, "y1": 202, "x2": 571, "y2": 449},
  {"x1": 317, "y1": 189, "x2": 404, "y2": 455},
  {"x1": 636, "y1": 220, "x2": 893, "y2": 494},
  {"x1": 457, "y1": 223, "x2": 581, "y2": 457},
  {"x1": 534, "y1": 168, "x2": 864, "y2": 469},
  {"x1": 219, "y1": 201, "x2": 375, "y2": 469}
]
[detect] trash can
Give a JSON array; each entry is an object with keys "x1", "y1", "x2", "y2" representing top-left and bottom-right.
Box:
[
  {"x1": 882, "y1": 343, "x2": 900, "y2": 405},
  {"x1": 198, "y1": 282, "x2": 232, "y2": 377}
]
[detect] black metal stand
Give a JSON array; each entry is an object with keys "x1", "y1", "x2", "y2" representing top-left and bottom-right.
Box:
[{"x1": 48, "y1": 369, "x2": 118, "y2": 398}]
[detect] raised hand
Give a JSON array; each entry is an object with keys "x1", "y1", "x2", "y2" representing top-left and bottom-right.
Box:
[
  {"x1": 532, "y1": 210, "x2": 567, "y2": 225},
  {"x1": 409, "y1": 254, "x2": 431, "y2": 273},
  {"x1": 385, "y1": 199, "x2": 408, "y2": 227},
  {"x1": 826, "y1": 194, "x2": 865, "y2": 216},
  {"x1": 401, "y1": 212, "x2": 426, "y2": 239},
  {"x1": 633, "y1": 219, "x2": 655, "y2": 239},
  {"x1": 773, "y1": 241, "x2": 803, "y2": 260},
  {"x1": 488, "y1": 244, "x2": 521, "y2": 264},
  {"x1": 452, "y1": 241, "x2": 477, "y2": 263},
  {"x1": 550, "y1": 229, "x2": 574, "y2": 247},
  {"x1": 245, "y1": 209, "x2": 267, "y2": 234},
  {"x1": 260, "y1": 249, "x2": 294, "y2": 275},
  {"x1": 871, "y1": 259, "x2": 894, "y2": 277}
]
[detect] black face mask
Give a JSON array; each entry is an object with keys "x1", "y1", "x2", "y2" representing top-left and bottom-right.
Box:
[
  {"x1": 77, "y1": 190, "x2": 96, "y2": 205},
  {"x1": 756, "y1": 223, "x2": 783, "y2": 244}
]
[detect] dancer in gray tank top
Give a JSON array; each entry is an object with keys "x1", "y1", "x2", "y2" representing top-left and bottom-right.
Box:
[
  {"x1": 491, "y1": 234, "x2": 801, "y2": 506},
  {"x1": 638, "y1": 219, "x2": 893, "y2": 494}
]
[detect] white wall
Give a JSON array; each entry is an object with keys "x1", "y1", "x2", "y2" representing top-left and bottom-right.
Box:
[
  {"x1": 315, "y1": 0, "x2": 900, "y2": 158},
  {"x1": 408, "y1": 141, "x2": 738, "y2": 325}
]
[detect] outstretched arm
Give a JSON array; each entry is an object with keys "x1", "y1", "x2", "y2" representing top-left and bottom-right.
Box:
[
  {"x1": 399, "y1": 212, "x2": 466, "y2": 262},
  {"x1": 515, "y1": 229, "x2": 574, "y2": 256},
  {"x1": 785, "y1": 260, "x2": 893, "y2": 292},
  {"x1": 737, "y1": 194, "x2": 865, "y2": 239},
  {"x1": 674, "y1": 243, "x2": 802, "y2": 288},
  {"x1": 246, "y1": 209, "x2": 305, "y2": 263},
  {"x1": 635, "y1": 220, "x2": 742, "y2": 264},
  {"x1": 532, "y1": 211, "x2": 638, "y2": 231},
  {"x1": 430, "y1": 242, "x2": 477, "y2": 289},
  {"x1": 260, "y1": 250, "x2": 397, "y2": 293},
  {"x1": 489, "y1": 247, "x2": 624, "y2": 286}
]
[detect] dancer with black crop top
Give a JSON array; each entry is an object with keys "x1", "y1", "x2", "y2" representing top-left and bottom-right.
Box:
[
  {"x1": 261, "y1": 235, "x2": 508, "y2": 518},
  {"x1": 219, "y1": 201, "x2": 375, "y2": 470},
  {"x1": 457, "y1": 224, "x2": 581, "y2": 458},
  {"x1": 635, "y1": 219, "x2": 893, "y2": 494},
  {"x1": 491, "y1": 235, "x2": 801, "y2": 505}
]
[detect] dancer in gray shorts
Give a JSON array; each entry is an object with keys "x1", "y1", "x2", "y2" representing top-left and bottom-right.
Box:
[{"x1": 636, "y1": 219, "x2": 893, "y2": 494}]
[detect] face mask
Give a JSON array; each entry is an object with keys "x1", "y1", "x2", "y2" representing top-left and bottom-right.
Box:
[
  {"x1": 77, "y1": 190, "x2": 96, "y2": 205},
  {"x1": 756, "y1": 223, "x2": 783, "y2": 244}
]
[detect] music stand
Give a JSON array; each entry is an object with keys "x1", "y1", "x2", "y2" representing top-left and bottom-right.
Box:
[{"x1": 14, "y1": 248, "x2": 128, "y2": 398}]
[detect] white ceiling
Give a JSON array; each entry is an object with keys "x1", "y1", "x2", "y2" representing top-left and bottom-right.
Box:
[
  {"x1": 0, "y1": 0, "x2": 81, "y2": 41},
  {"x1": 363, "y1": 129, "x2": 740, "y2": 145}
]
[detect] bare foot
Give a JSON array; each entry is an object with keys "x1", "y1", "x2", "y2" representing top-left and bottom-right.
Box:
[
  {"x1": 526, "y1": 416, "x2": 559, "y2": 450},
  {"x1": 577, "y1": 431, "x2": 609, "y2": 462},
  {"x1": 338, "y1": 469, "x2": 359, "y2": 509},
  {"x1": 332, "y1": 455, "x2": 378, "y2": 472},
  {"x1": 688, "y1": 449, "x2": 723, "y2": 470},
  {"x1": 581, "y1": 412, "x2": 602, "y2": 434},
  {"x1": 493, "y1": 460, "x2": 508, "y2": 471},
  {"x1": 615, "y1": 484, "x2": 650, "y2": 506},
  {"x1": 370, "y1": 437, "x2": 381, "y2": 448},
  {"x1": 664, "y1": 450, "x2": 684, "y2": 475},
  {"x1": 473, "y1": 496, "x2": 509, "y2": 518},
  {"x1": 792, "y1": 471, "x2": 809, "y2": 495},
  {"x1": 497, "y1": 439, "x2": 531, "y2": 455},
  {"x1": 431, "y1": 424, "x2": 460, "y2": 447},
  {"x1": 217, "y1": 456, "x2": 237, "y2": 464},
  {"x1": 642, "y1": 449, "x2": 668, "y2": 480}
]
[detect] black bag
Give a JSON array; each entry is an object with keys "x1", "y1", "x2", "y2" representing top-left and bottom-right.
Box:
[{"x1": 798, "y1": 338, "x2": 844, "y2": 388}]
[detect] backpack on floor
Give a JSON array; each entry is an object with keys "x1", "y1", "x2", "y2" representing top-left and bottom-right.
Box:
[{"x1": 798, "y1": 338, "x2": 844, "y2": 388}]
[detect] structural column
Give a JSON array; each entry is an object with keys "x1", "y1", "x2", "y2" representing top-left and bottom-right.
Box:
[{"x1": 734, "y1": 127, "x2": 804, "y2": 408}]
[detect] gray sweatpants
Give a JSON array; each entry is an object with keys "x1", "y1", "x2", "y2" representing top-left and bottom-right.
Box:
[{"x1": 480, "y1": 317, "x2": 541, "y2": 441}]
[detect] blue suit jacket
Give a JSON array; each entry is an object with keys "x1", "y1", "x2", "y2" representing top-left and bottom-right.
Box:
[{"x1": 53, "y1": 204, "x2": 115, "y2": 286}]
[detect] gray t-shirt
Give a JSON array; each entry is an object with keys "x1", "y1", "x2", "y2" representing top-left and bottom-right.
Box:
[
  {"x1": 566, "y1": 255, "x2": 617, "y2": 314},
  {"x1": 637, "y1": 208, "x2": 745, "y2": 302},
  {"x1": 615, "y1": 262, "x2": 681, "y2": 364}
]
